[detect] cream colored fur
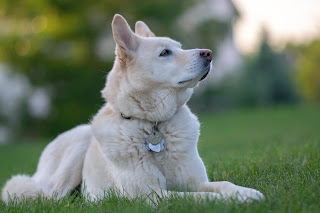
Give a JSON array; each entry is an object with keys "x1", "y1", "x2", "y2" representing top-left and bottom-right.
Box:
[{"x1": 1, "y1": 14, "x2": 264, "y2": 204}]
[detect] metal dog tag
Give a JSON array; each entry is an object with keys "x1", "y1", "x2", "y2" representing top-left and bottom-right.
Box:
[{"x1": 146, "y1": 126, "x2": 165, "y2": 152}]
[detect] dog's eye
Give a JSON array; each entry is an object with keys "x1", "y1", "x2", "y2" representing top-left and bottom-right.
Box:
[{"x1": 159, "y1": 49, "x2": 172, "y2": 57}]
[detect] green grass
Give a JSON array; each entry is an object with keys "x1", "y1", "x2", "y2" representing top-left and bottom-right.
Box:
[{"x1": 1, "y1": 105, "x2": 319, "y2": 212}]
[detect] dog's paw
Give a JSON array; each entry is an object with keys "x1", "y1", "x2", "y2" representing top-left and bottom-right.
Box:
[
  {"x1": 231, "y1": 187, "x2": 265, "y2": 202},
  {"x1": 219, "y1": 182, "x2": 264, "y2": 203}
]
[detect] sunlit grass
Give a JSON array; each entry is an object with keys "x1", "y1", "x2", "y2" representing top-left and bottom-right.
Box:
[{"x1": 1, "y1": 105, "x2": 319, "y2": 212}]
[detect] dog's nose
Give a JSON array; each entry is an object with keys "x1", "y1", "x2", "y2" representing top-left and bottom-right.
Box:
[{"x1": 200, "y1": 49, "x2": 212, "y2": 62}]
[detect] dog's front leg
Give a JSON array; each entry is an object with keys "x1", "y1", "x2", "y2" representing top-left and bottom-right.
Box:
[
  {"x1": 149, "y1": 190, "x2": 223, "y2": 203},
  {"x1": 198, "y1": 181, "x2": 264, "y2": 202}
]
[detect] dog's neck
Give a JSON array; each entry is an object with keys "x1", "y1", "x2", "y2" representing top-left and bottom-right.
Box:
[
  {"x1": 102, "y1": 70, "x2": 193, "y2": 123},
  {"x1": 117, "y1": 88, "x2": 193, "y2": 122}
]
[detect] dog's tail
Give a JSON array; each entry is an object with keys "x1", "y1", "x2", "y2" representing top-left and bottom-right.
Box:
[
  {"x1": 1, "y1": 174, "x2": 45, "y2": 204},
  {"x1": 1, "y1": 125, "x2": 92, "y2": 204}
]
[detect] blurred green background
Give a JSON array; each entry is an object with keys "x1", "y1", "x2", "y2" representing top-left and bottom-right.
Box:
[{"x1": 0, "y1": 0, "x2": 319, "y2": 142}]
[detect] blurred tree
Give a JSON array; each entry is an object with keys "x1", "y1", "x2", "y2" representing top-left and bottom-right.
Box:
[
  {"x1": 0, "y1": 0, "x2": 193, "y2": 138},
  {"x1": 293, "y1": 40, "x2": 320, "y2": 102},
  {"x1": 237, "y1": 35, "x2": 299, "y2": 107}
]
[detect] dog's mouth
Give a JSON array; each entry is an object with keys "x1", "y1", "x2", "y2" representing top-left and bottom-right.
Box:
[
  {"x1": 178, "y1": 68, "x2": 210, "y2": 84},
  {"x1": 178, "y1": 78, "x2": 193, "y2": 84},
  {"x1": 199, "y1": 70, "x2": 209, "y2": 81}
]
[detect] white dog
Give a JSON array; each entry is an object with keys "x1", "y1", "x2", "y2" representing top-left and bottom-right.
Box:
[{"x1": 1, "y1": 14, "x2": 264, "y2": 204}]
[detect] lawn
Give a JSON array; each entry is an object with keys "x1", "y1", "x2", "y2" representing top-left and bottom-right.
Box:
[{"x1": 0, "y1": 105, "x2": 319, "y2": 212}]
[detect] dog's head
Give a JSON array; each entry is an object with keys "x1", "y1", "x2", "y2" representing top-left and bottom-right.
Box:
[{"x1": 103, "y1": 14, "x2": 212, "y2": 122}]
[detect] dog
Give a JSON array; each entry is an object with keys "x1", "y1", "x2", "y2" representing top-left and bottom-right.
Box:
[{"x1": 1, "y1": 14, "x2": 264, "y2": 204}]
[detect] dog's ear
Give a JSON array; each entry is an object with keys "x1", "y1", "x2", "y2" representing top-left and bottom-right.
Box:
[
  {"x1": 135, "y1": 21, "x2": 155, "y2": 37},
  {"x1": 112, "y1": 14, "x2": 138, "y2": 53}
]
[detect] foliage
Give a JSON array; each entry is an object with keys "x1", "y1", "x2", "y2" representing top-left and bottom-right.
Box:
[
  {"x1": 292, "y1": 40, "x2": 320, "y2": 102},
  {"x1": 0, "y1": 0, "x2": 195, "y2": 137},
  {"x1": 1, "y1": 105, "x2": 320, "y2": 212}
]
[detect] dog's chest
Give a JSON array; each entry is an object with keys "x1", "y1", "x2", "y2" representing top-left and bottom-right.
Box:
[
  {"x1": 94, "y1": 105, "x2": 201, "y2": 181},
  {"x1": 136, "y1": 117, "x2": 200, "y2": 183}
]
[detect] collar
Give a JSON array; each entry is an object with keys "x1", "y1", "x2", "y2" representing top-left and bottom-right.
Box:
[{"x1": 120, "y1": 112, "x2": 165, "y2": 152}]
